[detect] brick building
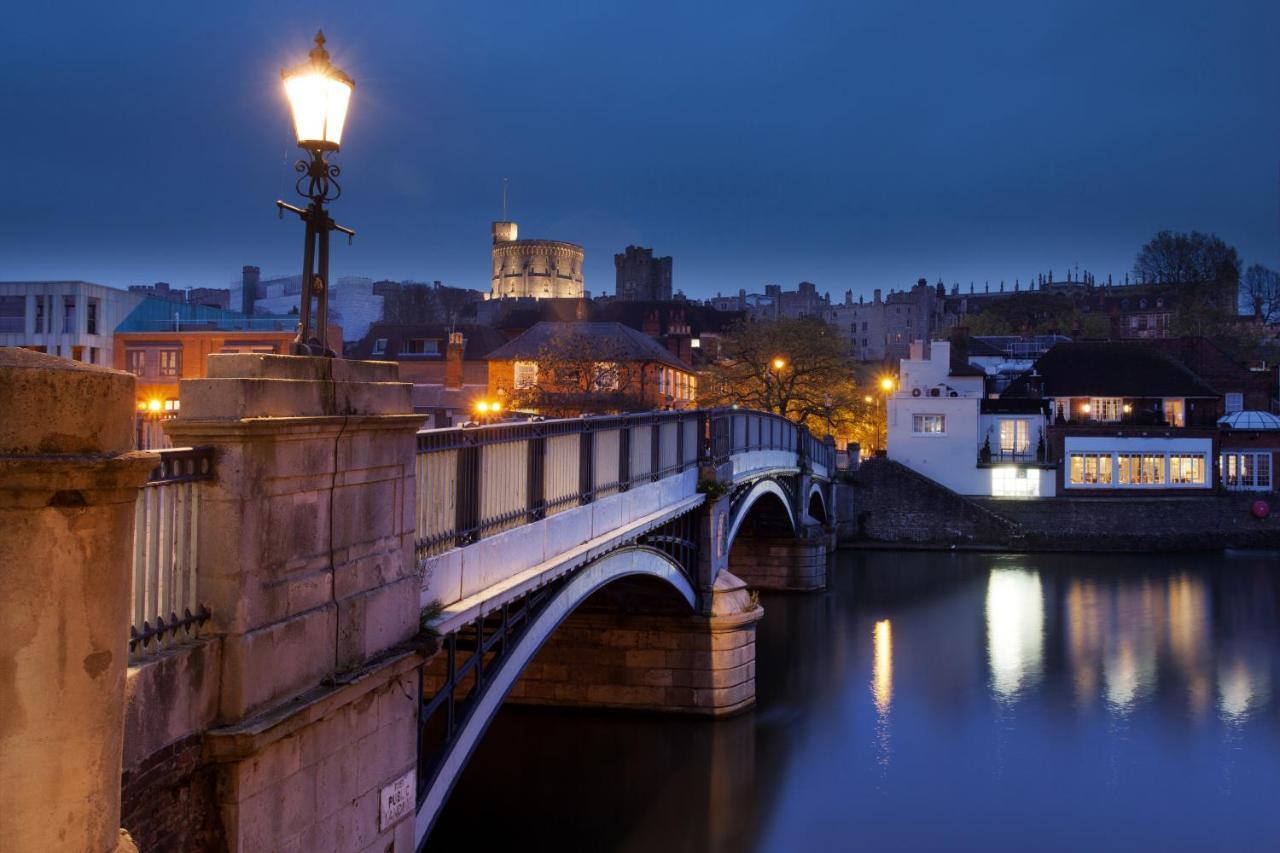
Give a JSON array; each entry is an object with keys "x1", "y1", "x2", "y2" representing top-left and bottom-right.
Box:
[{"x1": 486, "y1": 321, "x2": 697, "y2": 415}]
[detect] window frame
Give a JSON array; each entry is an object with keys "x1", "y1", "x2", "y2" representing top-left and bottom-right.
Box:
[{"x1": 911, "y1": 413, "x2": 946, "y2": 435}]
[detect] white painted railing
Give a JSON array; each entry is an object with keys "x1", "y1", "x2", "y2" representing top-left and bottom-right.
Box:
[{"x1": 129, "y1": 447, "x2": 213, "y2": 662}]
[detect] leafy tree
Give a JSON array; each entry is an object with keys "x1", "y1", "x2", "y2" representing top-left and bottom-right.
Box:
[
  {"x1": 1241, "y1": 263, "x2": 1280, "y2": 323},
  {"x1": 499, "y1": 326, "x2": 651, "y2": 415},
  {"x1": 700, "y1": 317, "x2": 878, "y2": 444},
  {"x1": 1133, "y1": 230, "x2": 1241, "y2": 288}
]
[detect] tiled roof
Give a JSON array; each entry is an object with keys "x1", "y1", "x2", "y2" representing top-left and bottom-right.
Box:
[
  {"x1": 1003, "y1": 341, "x2": 1219, "y2": 398},
  {"x1": 348, "y1": 323, "x2": 507, "y2": 360},
  {"x1": 486, "y1": 321, "x2": 691, "y2": 371}
]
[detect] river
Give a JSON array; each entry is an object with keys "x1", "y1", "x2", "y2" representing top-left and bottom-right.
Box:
[{"x1": 427, "y1": 550, "x2": 1280, "y2": 852}]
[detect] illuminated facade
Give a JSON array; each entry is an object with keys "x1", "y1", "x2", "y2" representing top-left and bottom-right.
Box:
[{"x1": 489, "y1": 220, "x2": 585, "y2": 300}]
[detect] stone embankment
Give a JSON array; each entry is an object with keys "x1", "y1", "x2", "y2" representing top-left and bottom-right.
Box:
[{"x1": 846, "y1": 458, "x2": 1280, "y2": 552}]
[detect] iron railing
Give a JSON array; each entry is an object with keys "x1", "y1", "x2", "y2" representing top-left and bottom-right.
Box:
[
  {"x1": 129, "y1": 447, "x2": 214, "y2": 661},
  {"x1": 414, "y1": 408, "x2": 831, "y2": 560},
  {"x1": 415, "y1": 411, "x2": 703, "y2": 558}
]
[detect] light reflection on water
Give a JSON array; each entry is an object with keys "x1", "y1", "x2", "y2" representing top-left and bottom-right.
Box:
[{"x1": 429, "y1": 550, "x2": 1280, "y2": 853}]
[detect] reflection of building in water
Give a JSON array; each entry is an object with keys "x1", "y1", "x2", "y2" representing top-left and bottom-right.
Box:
[
  {"x1": 1216, "y1": 650, "x2": 1271, "y2": 724},
  {"x1": 1064, "y1": 572, "x2": 1218, "y2": 717},
  {"x1": 985, "y1": 569, "x2": 1045, "y2": 701},
  {"x1": 1167, "y1": 574, "x2": 1213, "y2": 716}
]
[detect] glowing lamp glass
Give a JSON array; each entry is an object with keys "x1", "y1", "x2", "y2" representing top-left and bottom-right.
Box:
[
  {"x1": 147, "y1": 399, "x2": 162, "y2": 413},
  {"x1": 284, "y1": 73, "x2": 352, "y2": 150},
  {"x1": 475, "y1": 401, "x2": 490, "y2": 413},
  {"x1": 880, "y1": 378, "x2": 894, "y2": 391},
  {"x1": 772, "y1": 358, "x2": 786, "y2": 370}
]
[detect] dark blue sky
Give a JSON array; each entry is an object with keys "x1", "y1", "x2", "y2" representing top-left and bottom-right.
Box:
[{"x1": 2, "y1": 0, "x2": 1277, "y2": 301}]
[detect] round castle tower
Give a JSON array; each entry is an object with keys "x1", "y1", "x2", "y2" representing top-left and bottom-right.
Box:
[{"x1": 490, "y1": 220, "x2": 585, "y2": 300}]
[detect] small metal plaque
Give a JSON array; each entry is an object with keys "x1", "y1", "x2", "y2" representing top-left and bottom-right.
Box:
[{"x1": 379, "y1": 769, "x2": 415, "y2": 830}]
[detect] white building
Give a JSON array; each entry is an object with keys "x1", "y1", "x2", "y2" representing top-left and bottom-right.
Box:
[
  {"x1": 234, "y1": 274, "x2": 383, "y2": 343},
  {"x1": 887, "y1": 339, "x2": 1055, "y2": 497},
  {"x1": 0, "y1": 281, "x2": 141, "y2": 366}
]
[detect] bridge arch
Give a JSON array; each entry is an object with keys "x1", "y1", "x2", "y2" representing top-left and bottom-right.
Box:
[
  {"x1": 416, "y1": 546, "x2": 697, "y2": 844},
  {"x1": 726, "y1": 478, "x2": 797, "y2": 557},
  {"x1": 806, "y1": 484, "x2": 828, "y2": 525}
]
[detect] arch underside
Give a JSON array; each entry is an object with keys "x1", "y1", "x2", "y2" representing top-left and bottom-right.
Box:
[
  {"x1": 726, "y1": 477, "x2": 798, "y2": 555},
  {"x1": 415, "y1": 544, "x2": 697, "y2": 848}
]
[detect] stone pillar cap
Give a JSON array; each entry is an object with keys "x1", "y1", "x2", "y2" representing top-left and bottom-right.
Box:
[{"x1": 0, "y1": 348, "x2": 136, "y2": 456}]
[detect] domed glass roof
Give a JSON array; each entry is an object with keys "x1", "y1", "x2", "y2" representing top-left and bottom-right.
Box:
[{"x1": 1217, "y1": 411, "x2": 1280, "y2": 431}]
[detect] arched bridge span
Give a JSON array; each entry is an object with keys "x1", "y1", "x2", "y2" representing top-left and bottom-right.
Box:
[{"x1": 412, "y1": 408, "x2": 835, "y2": 850}]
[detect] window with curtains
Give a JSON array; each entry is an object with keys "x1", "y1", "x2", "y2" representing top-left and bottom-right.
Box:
[
  {"x1": 1069, "y1": 453, "x2": 1113, "y2": 486},
  {"x1": 999, "y1": 420, "x2": 1031, "y2": 455},
  {"x1": 513, "y1": 361, "x2": 538, "y2": 389}
]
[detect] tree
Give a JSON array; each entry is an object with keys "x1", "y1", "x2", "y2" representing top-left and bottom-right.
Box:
[
  {"x1": 701, "y1": 317, "x2": 874, "y2": 443},
  {"x1": 501, "y1": 326, "x2": 651, "y2": 415},
  {"x1": 1133, "y1": 230, "x2": 1241, "y2": 288},
  {"x1": 1241, "y1": 263, "x2": 1280, "y2": 323}
]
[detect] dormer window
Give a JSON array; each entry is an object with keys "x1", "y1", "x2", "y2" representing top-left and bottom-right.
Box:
[{"x1": 372, "y1": 338, "x2": 388, "y2": 355}]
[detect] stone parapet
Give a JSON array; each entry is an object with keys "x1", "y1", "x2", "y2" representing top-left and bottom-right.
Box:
[
  {"x1": 0, "y1": 348, "x2": 155, "y2": 853},
  {"x1": 162, "y1": 355, "x2": 424, "y2": 723},
  {"x1": 204, "y1": 650, "x2": 423, "y2": 853}
]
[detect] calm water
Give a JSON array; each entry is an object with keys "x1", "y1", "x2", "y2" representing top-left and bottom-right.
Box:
[{"x1": 428, "y1": 551, "x2": 1280, "y2": 852}]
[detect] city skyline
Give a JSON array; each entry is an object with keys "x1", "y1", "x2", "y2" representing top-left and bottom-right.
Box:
[{"x1": 2, "y1": 0, "x2": 1278, "y2": 300}]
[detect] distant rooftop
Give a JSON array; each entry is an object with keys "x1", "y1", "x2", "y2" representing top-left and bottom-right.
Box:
[{"x1": 116, "y1": 297, "x2": 296, "y2": 333}]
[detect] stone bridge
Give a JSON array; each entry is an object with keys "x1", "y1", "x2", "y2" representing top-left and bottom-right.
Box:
[{"x1": 2, "y1": 352, "x2": 838, "y2": 853}]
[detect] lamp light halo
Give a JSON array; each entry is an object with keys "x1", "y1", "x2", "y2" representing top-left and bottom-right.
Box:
[{"x1": 282, "y1": 30, "x2": 355, "y2": 152}]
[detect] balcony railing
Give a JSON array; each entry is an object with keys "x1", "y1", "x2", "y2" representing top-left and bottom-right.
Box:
[{"x1": 129, "y1": 447, "x2": 214, "y2": 662}]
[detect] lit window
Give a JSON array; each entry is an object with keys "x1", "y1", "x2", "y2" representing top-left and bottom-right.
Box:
[
  {"x1": 1169, "y1": 454, "x2": 1204, "y2": 485},
  {"x1": 1069, "y1": 453, "x2": 1113, "y2": 486},
  {"x1": 1221, "y1": 452, "x2": 1272, "y2": 490},
  {"x1": 1119, "y1": 453, "x2": 1164, "y2": 485},
  {"x1": 1224, "y1": 393, "x2": 1243, "y2": 414},
  {"x1": 912, "y1": 414, "x2": 945, "y2": 434},
  {"x1": 126, "y1": 350, "x2": 147, "y2": 376},
  {"x1": 1088, "y1": 398, "x2": 1122, "y2": 422},
  {"x1": 514, "y1": 361, "x2": 538, "y2": 390},
  {"x1": 158, "y1": 349, "x2": 181, "y2": 377},
  {"x1": 999, "y1": 420, "x2": 1031, "y2": 455},
  {"x1": 1162, "y1": 399, "x2": 1185, "y2": 427},
  {"x1": 991, "y1": 466, "x2": 1039, "y2": 497}
]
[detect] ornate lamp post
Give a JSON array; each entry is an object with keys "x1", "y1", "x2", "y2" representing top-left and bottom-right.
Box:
[{"x1": 277, "y1": 31, "x2": 356, "y2": 356}]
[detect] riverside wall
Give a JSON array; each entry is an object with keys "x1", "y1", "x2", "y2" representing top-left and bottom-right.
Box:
[{"x1": 847, "y1": 457, "x2": 1280, "y2": 551}]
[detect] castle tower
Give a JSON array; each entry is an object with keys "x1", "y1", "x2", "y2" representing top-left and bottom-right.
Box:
[{"x1": 490, "y1": 219, "x2": 585, "y2": 300}]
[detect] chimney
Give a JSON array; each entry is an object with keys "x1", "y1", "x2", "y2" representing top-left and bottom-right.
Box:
[
  {"x1": 445, "y1": 331, "x2": 465, "y2": 390},
  {"x1": 949, "y1": 326, "x2": 971, "y2": 368},
  {"x1": 241, "y1": 265, "x2": 260, "y2": 315},
  {"x1": 642, "y1": 310, "x2": 661, "y2": 337},
  {"x1": 873, "y1": 288, "x2": 882, "y2": 304}
]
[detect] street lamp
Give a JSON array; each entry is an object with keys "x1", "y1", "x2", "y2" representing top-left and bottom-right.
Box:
[
  {"x1": 278, "y1": 31, "x2": 356, "y2": 357},
  {"x1": 879, "y1": 376, "x2": 894, "y2": 392},
  {"x1": 772, "y1": 357, "x2": 787, "y2": 371}
]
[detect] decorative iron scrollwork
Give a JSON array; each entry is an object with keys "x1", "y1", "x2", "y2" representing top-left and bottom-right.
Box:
[{"x1": 294, "y1": 151, "x2": 342, "y2": 203}]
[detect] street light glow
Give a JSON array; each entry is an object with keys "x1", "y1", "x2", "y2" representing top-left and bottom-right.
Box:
[
  {"x1": 147, "y1": 399, "x2": 162, "y2": 413},
  {"x1": 880, "y1": 377, "x2": 894, "y2": 392},
  {"x1": 282, "y1": 32, "x2": 354, "y2": 151},
  {"x1": 772, "y1": 357, "x2": 786, "y2": 370}
]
